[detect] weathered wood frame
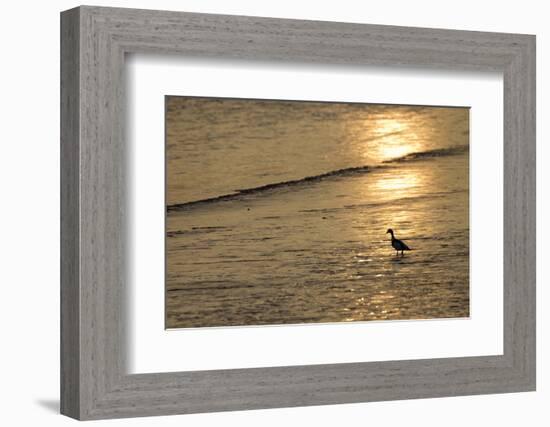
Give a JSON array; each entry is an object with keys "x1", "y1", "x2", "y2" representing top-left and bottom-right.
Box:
[{"x1": 60, "y1": 5, "x2": 536, "y2": 420}]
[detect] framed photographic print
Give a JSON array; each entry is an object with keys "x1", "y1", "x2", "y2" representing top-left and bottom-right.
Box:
[{"x1": 61, "y1": 5, "x2": 536, "y2": 420}]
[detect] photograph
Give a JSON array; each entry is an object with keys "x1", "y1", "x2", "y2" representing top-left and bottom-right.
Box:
[
  {"x1": 50, "y1": 2, "x2": 538, "y2": 421},
  {"x1": 165, "y1": 96, "x2": 470, "y2": 329}
]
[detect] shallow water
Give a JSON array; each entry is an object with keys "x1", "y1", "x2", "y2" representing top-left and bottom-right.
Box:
[{"x1": 165, "y1": 98, "x2": 469, "y2": 328}]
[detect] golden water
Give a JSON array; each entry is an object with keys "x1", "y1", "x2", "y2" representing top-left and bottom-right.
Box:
[{"x1": 165, "y1": 97, "x2": 469, "y2": 328}]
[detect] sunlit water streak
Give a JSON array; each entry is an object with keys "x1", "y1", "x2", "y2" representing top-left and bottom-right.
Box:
[{"x1": 165, "y1": 98, "x2": 469, "y2": 328}]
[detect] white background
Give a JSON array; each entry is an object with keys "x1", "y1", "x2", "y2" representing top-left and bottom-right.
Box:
[
  {"x1": 128, "y1": 57, "x2": 503, "y2": 373},
  {"x1": 0, "y1": 1, "x2": 547, "y2": 426}
]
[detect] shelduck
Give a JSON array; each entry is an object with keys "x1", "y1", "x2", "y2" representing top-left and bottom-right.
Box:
[{"x1": 386, "y1": 228, "x2": 411, "y2": 256}]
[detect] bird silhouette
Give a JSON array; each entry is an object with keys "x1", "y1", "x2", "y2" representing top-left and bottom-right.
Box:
[{"x1": 386, "y1": 228, "x2": 411, "y2": 256}]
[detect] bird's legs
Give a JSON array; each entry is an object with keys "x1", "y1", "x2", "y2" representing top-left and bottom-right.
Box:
[{"x1": 401, "y1": 250, "x2": 404, "y2": 257}]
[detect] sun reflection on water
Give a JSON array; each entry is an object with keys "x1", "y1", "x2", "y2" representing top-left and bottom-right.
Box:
[
  {"x1": 368, "y1": 115, "x2": 424, "y2": 162},
  {"x1": 374, "y1": 173, "x2": 420, "y2": 193}
]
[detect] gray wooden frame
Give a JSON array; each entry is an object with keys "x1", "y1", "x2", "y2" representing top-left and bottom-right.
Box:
[{"x1": 60, "y1": 5, "x2": 536, "y2": 420}]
